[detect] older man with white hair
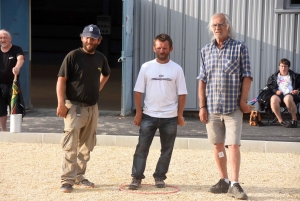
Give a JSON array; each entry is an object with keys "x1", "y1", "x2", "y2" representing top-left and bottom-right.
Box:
[
  {"x1": 197, "y1": 13, "x2": 252, "y2": 200},
  {"x1": 0, "y1": 29, "x2": 25, "y2": 131}
]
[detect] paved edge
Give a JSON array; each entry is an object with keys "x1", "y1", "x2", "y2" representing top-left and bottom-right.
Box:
[{"x1": 1, "y1": 132, "x2": 300, "y2": 154}]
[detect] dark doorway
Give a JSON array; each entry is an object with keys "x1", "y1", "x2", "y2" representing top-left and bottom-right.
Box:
[{"x1": 31, "y1": 0, "x2": 122, "y2": 111}]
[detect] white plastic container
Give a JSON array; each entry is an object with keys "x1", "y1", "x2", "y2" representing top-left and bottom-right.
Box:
[{"x1": 10, "y1": 114, "x2": 22, "y2": 133}]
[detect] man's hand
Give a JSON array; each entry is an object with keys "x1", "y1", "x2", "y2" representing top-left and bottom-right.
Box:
[
  {"x1": 276, "y1": 90, "x2": 283, "y2": 95},
  {"x1": 57, "y1": 105, "x2": 69, "y2": 118},
  {"x1": 133, "y1": 111, "x2": 142, "y2": 126},
  {"x1": 199, "y1": 107, "x2": 208, "y2": 124},
  {"x1": 177, "y1": 115, "x2": 185, "y2": 126},
  {"x1": 12, "y1": 67, "x2": 20, "y2": 75},
  {"x1": 240, "y1": 101, "x2": 252, "y2": 113},
  {"x1": 291, "y1": 89, "x2": 299, "y2": 95}
]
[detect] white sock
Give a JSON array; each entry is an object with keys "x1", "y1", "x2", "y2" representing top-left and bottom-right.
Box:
[
  {"x1": 224, "y1": 178, "x2": 230, "y2": 184},
  {"x1": 231, "y1": 181, "x2": 238, "y2": 187}
]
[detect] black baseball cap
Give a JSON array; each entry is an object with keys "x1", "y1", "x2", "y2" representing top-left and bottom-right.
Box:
[{"x1": 81, "y1": 24, "x2": 101, "y2": 39}]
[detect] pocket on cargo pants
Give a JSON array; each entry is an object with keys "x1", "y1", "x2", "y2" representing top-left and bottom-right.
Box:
[{"x1": 60, "y1": 129, "x2": 76, "y2": 151}]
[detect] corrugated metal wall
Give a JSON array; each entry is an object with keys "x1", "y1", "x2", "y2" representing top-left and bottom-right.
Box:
[{"x1": 133, "y1": 0, "x2": 300, "y2": 111}]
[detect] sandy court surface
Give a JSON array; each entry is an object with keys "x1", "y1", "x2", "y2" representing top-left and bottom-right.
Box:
[{"x1": 0, "y1": 142, "x2": 299, "y2": 201}]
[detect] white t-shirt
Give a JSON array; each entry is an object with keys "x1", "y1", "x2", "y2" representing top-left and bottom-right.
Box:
[
  {"x1": 134, "y1": 59, "x2": 188, "y2": 118},
  {"x1": 277, "y1": 73, "x2": 293, "y2": 95}
]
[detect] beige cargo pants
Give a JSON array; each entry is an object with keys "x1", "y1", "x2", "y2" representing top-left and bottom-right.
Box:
[{"x1": 60, "y1": 101, "x2": 98, "y2": 185}]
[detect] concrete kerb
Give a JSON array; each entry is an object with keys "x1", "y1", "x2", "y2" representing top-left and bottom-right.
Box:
[{"x1": 1, "y1": 132, "x2": 300, "y2": 154}]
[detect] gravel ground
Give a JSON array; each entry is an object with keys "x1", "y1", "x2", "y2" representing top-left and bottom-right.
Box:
[{"x1": 0, "y1": 142, "x2": 299, "y2": 201}]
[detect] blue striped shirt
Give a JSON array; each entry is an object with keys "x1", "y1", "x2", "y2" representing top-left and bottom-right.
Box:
[{"x1": 197, "y1": 37, "x2": 252, "y2": 114}]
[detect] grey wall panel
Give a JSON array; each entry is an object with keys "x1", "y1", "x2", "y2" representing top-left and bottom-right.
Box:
[
  {"x1": 278, "y1": 15, "x2": 296, "y2": 61},
  {"x1": 133, "y1": 0, "x2": 300, "y2": 111},
  {"x1": 245, "y1": 0, "x2": 263, "y2": 101},
  {"x1": 183, "y1": 0, "x2": 200, "y2": 109},
  {"x1": 295, "y1": 14, "x2": 300, "y2": 73},
  {"x1": 199, "y1": 0, "x2": 214, "y2": 48},
  {"x1": 154, "y1": 0, "x2": 169, "y2": 35},
  {"x1": 133, "y1": 0, "x2": 141, "y2": 82},
  {"x1": 169, "y1": 0, "x2": 184, "y2": 67},
  {"x1": 231, "y1": 0, "x2": 247, "y2": 42},
  {"x1": 214, "y1": 0, "x2": 231, "y2": 15},
  {"x1": 260, "y1": 0, "x2": 277, "y2": 82},
  {"x1": 139, "y1": 0, "x2": 155, "y2": 66}
]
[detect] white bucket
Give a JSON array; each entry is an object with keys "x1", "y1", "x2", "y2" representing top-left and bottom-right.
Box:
[{"x1": 10, "y1": 114, "x2": 22, "y2": 133}]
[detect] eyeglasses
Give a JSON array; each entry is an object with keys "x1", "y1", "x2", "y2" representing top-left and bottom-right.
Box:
[
  {"x1": 211, "y1": 23, "x2": 225, "y2": 29},
  {"x1": 280, "y1": 65, "x2": 289, "y2": 68}
]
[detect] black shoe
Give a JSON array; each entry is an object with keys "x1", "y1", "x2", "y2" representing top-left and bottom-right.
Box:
[
  {"x1": 74, "y1": 179, "x2": 95, "y2": 188},
  {"x1": 209, "y1": 179, "x2": 230, "y2": 194},
  {"x1": 60, "y1": 183, "x2": 73, "y2": 193},
  {"x1": 227, "y1": 183, "x2": 248, "y2": 200},
  {"x1": 128, "y1": 178, "x2": 141, "y2": 190},
  {"x1": 279, "y1": 120, "x2": 291, "y2": 128},
  {"x1": 154, "y1": 178, "x2": 166, "y2": 188},
  {"x1": 291, "y1": 120, "x2": 298, "y2": 128}
]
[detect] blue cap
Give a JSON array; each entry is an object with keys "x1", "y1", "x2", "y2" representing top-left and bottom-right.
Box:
[{"x1": 82, "y1": 24, "x2": 101, "y2": 39}]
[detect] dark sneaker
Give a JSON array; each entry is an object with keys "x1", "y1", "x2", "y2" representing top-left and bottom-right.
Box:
[
  {"x1": 128, "y1": 178, "x2": 142, "y2": 190},
  {"x1": 291, "y1": 120, "x2": 298, "y2": 128},
  {"x1": 279, "y1": 120, "x2": 291, "y2": 128},
  {"x1": 74, "y1": 179, "x2": 95, "y2": 188},
  {"x1": 209, "y1": 179, "x2": 230, "y2": 193},
  {"x1": 227, "y1": 183, "x2": 248, "y2": 200},
  {"x1": 60, "y1": 183, "x2": 73, "y2": 193},
  {"x1": 155, "y1": 178, "x2": 166, "y2": 188}
]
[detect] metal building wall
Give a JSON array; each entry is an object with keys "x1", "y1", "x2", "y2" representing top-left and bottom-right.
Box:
[{"x1": 133, "y1": 0, "x2": 300, "y2": 111}]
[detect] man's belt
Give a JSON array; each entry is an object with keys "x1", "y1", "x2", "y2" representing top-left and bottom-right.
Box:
[{"x1": 66, "y1": 100, "x2": 94, "y2": 107}]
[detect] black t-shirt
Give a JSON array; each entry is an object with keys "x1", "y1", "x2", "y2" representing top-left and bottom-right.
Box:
[
  {"x1": 0, "y1": 45, "x2": 24, "y2": 84},
  {"x1": 58, "y1": 48, "x2": 110, "y2": 105}
]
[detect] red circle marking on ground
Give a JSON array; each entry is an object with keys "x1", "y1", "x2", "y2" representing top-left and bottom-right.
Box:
[{"x1": 119, "y1": 184, "x2": 180, "y2": 194}]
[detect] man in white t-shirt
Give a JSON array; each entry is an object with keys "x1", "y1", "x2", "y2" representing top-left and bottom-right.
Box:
[
  {"x1": 267, "y1": 58, "x2": 300, "y2": 128},
  {"x1": 128, "y1": 34, "x2": 188, "y2": 190}
]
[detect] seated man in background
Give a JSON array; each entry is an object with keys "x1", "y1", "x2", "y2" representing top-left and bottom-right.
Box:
[{"x1": 267, "y1": 58, "x2": 300, "y2": 128}]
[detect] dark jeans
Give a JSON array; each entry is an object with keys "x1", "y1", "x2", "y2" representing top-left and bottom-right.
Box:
[{"x1": 131, "y1": 114, "x2": 177, "y2": 180}]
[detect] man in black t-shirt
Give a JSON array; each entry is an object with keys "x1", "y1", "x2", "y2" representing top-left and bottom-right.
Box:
[
  {"x1": 0, "y1": 29, "x2": 25, "y2": 131},
  {"x1": 56, "y1": 24, "x2": 110, "y2": 193}
]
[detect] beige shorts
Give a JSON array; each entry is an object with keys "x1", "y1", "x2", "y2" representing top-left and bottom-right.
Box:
[{"x1": 206, "y1": 109, "x2": 243, "y2": 146}]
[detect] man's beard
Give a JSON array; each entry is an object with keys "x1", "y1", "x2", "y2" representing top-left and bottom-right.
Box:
[
  {"x1": 0, "y1": 42, "x2": 8, "y2": 48},
  {"x1": 156, "y1": 53, "x2": 169, "y2": 61},
  {"x1": 82, "y1": 43, "x2": 97, "y2": 53}
]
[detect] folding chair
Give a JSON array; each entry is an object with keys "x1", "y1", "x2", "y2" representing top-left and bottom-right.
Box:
[
  {"x1": 256, "y1": 87, "x2": 300, "y2": 126},
  {"x1": 267, "y1": 102, "x2": 300, "y2": 126}
]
